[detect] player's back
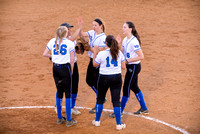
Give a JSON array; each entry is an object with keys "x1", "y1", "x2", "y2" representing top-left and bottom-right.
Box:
[
  {"x1": 95, "y1": 49, "x2": 125, "y2": 75},
  {"x1": 47, "y1": 38, "x2": 75, "y2": 64}
]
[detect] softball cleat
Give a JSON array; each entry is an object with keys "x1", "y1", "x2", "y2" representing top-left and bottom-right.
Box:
[
  {"x1": 116, "y1": 123, "x2": 126, "y2": 130},
  {"x1": 71, "y1": 107, "x2": 81, "y2": 115},
  {"x1": 66, "y1": 119, "x2": 77, "y2": 127},
  {"x1": 57, "y1": 117, "x2": 66, "y2": 124},
  {"x1": 134, "y1": 108, "x2": 149, "y2": 115},
  {"x1": 92, "y1": 120, "x2": 100, "y2": 126}
]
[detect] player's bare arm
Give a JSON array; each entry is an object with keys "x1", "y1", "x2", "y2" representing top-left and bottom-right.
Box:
[
  {"x1": 126, "y1": 49, "x2": 144, "y2": 63},
  {"x1": 70, "y1": 51, "x2": 75, "y2": 74},
  {"x1": 70, "y1": 18, "x2": 83, "y2": 41},
  {"x1": 92, "y1": 46, "x2": 99, "y2": 67},
  {"x1": 121, "y1": 61, "x2": 126, "y2": 69},
  {"x1": 43, "y1": 48, "x2": 51, "y2": 58}
]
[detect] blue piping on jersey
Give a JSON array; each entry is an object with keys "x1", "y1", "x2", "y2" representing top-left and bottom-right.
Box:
[
  {"x1": 134, "y1": 48, "x2": 141, "y2": 52},
  {"x1": 47, "y1": 46, "x2": 50, "y2": 51},
  {"x1": 93, "y1": 32, "x2": 96, "y2": 42},
  {"x1": 70, "y1": 49, "x2": 75, "y2": 53},
  {"x1": 87, "y1": 32, "x2": 91, "y2": 39},
  {"x1": 91, "y1": 32, "x2": 105, "y2": 47},
  {"x1": 128, "y1": 65, "x2": 135, "y2": 97},
  {"x1": 94, "y1": 60, "x2": 100, "y2": 64},
  {"x1": 124, "y1": 36, "x2": 135, "y2": 59}
]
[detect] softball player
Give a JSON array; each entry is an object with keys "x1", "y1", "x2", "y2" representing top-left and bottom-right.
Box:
[
  {"x1": 43, "y1": 26, "x2": 77, "y2": 127},
  {"x1": 81, "y1": 18, "x2": 107, "y2": 113},
  {"x1": 110, "y1": 21, "x2": 149, "y2": 118},
  {"x1": 92, "y1": 35, "x2": 126, "y2": 130},
  {"x1": 54, "y1": 22, "x2": 82, "y2": 115}
]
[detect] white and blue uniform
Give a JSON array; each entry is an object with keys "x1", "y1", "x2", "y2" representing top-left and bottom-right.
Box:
[
  {"x1": 94, "y1": 48, "x2": 125, "y2": 125},
  {"x1": 122, "y1": 35, "x2": 141, "y2": 64},
  {"x1": 70, "y1": 37, "x2": 77, "y2": 63},
  {"x1": 87, "y1": 30, "x2": 106, "y2": 58},
  {"x1": 47, "y1": 38, "x2": 74, "y2": 64},
  {"x1": 120, "y1": 35, "x2": 148, "y2": 114},
  {"x1": 71, "y1": 40, "x2": 79, "y2": 108},
  {"x1": 95, "y1": 49, "x2": 125, "y2": 75},
  {"x1": 86, "y1": 30, "x2": 106, "y2": 94},
  {"x1": 46, "y1": 37, "x2": 74, "y2": 121}
]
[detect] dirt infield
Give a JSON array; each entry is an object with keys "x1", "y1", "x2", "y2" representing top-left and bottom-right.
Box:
[{"x1": 0, "y1": 0, "x2": 200, "y2": 133}]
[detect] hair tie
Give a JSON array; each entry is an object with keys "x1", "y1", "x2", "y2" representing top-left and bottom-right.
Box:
[{"x1": 107, "y1": 42, "x2": 111, "y2": 47}]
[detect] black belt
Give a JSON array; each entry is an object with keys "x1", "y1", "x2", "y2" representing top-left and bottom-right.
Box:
[
  {"x1": 126, "y1": 63, "x2": 140, "y2": 68},
  {"x1": 99, "y1": 73, "x2": 121, "y2": 77},
  {"x1": 53, "y1": 63, "x2": 70, "y2": 67}
]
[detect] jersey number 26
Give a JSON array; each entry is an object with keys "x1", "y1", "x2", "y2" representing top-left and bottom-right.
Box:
[{"x1": 53, "y1": 44, "x2": 67, "y2": 55}]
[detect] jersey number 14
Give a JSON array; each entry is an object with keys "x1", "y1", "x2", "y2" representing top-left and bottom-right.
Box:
[{"x1": 106, "y1": 57, "x2": 118, "y2": 67}]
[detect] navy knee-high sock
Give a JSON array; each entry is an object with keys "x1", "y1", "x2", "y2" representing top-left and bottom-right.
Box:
[
  {"x1": 135, "y1": 91, "x2": 147, "y2": 110},
  {"x1": 114, "y1": 107, "x2": 121, "y2": 125},
  {"x1": 95, "y1": 104, "x2": 103, "y2": 121},
  {"x1": 56, "y1": 97, "x2": 62, "y2": 119},
  {"x1": 121, "y1": 96, "x2": 129, "y2": 113},
  {"x1": 71, "y1": 94, "x2": 77, "y2": 108},
  {"x1": 65, "y1": 98, "x2": 71, "y2": 121}
]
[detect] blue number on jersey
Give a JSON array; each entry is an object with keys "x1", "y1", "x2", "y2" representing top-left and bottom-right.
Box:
[
  {"x1": 106, "y1": 57, "x2": 110, "y2": 67},
  {"x1": 127, "y1": 53, "x2": 130, "y2": 58},
  {"x1": 60, "y1": 45, "x2": 67, "y2": 55},
  {"x1": 53, "y1": 44, "x2": 67, "y2": 55},
  {"x1": 106, "y1": 57, "x2": 118, "y2": 67},
  {"x1": 134, "y1": 45, "x2": 140, "y2": 48},
  {"x1": 53, "y1": 44, "x2": 59, "y2": 55}
]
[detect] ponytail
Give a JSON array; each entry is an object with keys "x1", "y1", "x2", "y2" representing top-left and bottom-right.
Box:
[
  {"x1": 55, "y1": 26, "x2": 68, "y2": 54},
  {"x1": 106, "y1": 35, "x2": 119, "y2": 60},
  {"x1": 126, "y1": 21, "x2": 141, "y2": 44}
]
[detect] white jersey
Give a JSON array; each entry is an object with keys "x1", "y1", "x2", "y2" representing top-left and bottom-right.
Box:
[
  {"x1": 95, "y1": 48, "x2": 125, "y2": 75},
  {"x1": 68, "y1": 36, "x2": 77, "y2": 63},
  {"x1": 46, "y1": 38, "x2": 75, "y2": 64},
  {"x1": 73, "y1": 40, "x2": 77, "y2": 63},
  {"x1": 122, "y1": 35, "x2": 141, "y2": 64},
  {"x1": 87, "y1": 30, "x2": 106, "y2": 58}
]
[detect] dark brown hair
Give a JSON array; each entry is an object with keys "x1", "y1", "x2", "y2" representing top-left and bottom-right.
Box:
[
  {"x1": 106, "y1": 35, "x2": 119, "y2": 60},
  {"x1": 126, "y1": 21, "x2": 141, "y2": 44},
  {"x1": 94, "y1": 18, "x2": 105, "y2": 32}
]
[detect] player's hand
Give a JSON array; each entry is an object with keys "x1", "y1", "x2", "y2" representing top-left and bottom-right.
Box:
[
  {"x1": 93, "y1": 46, "x2": 99, "y2": 54},
  {"x1": 116, "y1": 34, "x2": 121, "y2": 44},
  {"x1": 99, "y1": 47, "x2": 106, "y2": 51},
  {"x1": 78, "y1": 17, "x2": 83, "y2": 29}
]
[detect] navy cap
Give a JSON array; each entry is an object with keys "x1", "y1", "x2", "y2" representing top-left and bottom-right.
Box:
[{"x1": 60, "y1": 23, "x2": 74, "y2": 28}]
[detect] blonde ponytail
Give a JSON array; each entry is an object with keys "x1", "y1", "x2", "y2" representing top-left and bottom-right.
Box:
[{"x1": 55, "y1": 26, "x2": 68, "y2": 54}]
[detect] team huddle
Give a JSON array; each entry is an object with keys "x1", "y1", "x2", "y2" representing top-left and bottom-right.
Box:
[{"x1": 43, "y1": 18, "x2": 149, "y2": 131}]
